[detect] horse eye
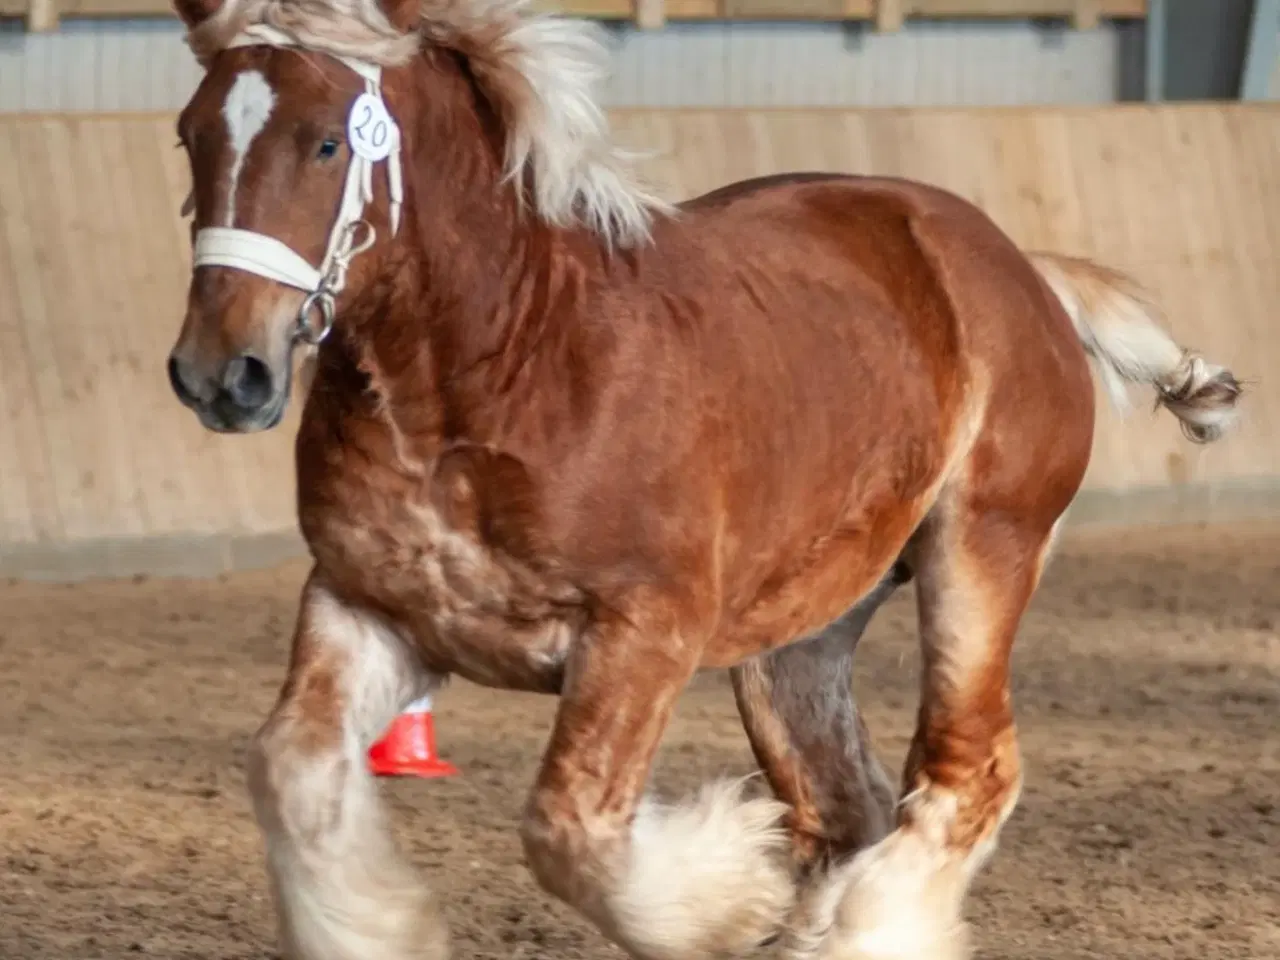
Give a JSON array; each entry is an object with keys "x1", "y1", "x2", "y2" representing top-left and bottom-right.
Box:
[{"x1": 317, "y1": 139, "x2": 340, "y2": 160}]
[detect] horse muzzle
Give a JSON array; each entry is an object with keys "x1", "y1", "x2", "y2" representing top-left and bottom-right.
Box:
[{"x1": 167, "y1": 349, "x2": 288, "y2": 433}]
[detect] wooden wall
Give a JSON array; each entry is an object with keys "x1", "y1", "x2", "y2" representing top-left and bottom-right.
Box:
[{"x1": 1, "y1": 103, "x2": 1276, "y2": 578}]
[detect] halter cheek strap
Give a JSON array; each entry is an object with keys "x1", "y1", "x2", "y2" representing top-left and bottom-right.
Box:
[{"x1": 190, "y1": 23, "x2": 404, "y2": 345}]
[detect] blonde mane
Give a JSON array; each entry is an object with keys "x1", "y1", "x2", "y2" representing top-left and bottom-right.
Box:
[{"x1": 186, "y1": 0, "x2": 671, "y2": 247}]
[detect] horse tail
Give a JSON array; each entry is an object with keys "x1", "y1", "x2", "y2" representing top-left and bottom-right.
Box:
[{"x1": 1028, "y1": 251, "x2": 1242, "y2": 444}]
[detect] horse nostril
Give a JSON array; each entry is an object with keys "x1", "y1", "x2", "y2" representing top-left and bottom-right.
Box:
[
  {"x1": 222, "y1": 354, "x2": 275, "y2": 410},
  {"x1": 168, "y1": 354, "x2": 198, "y2": 405}
]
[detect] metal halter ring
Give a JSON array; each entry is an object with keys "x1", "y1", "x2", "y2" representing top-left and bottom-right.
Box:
[{"x1": 296, "y1": 291, "x2": 336, "y2": 345}]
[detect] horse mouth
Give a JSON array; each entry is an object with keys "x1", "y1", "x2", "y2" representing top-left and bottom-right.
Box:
[
  {"x1": 196, "y1": 383, "x2": 290, "y2": 434},
  {"x1": 197, "y1": 401, "x2": 287, "y2": 434}
]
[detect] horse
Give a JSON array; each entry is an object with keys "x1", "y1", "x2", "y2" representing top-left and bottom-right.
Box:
[{"x1": 162, "y1": 0, "x2": 1243, "y2": 957}]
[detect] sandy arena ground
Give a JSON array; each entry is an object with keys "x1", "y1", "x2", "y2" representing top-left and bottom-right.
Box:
[{"x1": 2, "y1": 524, "x2": 1278, "y2": 960}]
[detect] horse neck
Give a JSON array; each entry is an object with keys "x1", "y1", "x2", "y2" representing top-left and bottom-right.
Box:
[{"x1": 337, "y1": 47, "x2": 582, "y2": 442}]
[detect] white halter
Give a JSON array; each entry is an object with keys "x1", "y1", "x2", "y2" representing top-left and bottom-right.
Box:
[{"x1": 191, "y1": 23, "x2": 404, "y2": 345}]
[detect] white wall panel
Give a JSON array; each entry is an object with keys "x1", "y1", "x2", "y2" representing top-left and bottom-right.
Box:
[{"x1": 0, "y1": 16, "x2": 1123, "y2": 113}]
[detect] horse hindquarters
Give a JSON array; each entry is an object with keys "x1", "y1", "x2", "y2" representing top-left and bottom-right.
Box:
[{"x1": 777, "y1": 228, "x2": 1242, "y2": 960}]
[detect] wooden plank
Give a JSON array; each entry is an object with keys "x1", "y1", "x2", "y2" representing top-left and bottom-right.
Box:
[
  {"x1": 533, "y1": 0, "x2": 631, "y2": 16},
  {"x1": 43, "y1": 118, "x2": 149, "y2": 540},
  {"x1": 13, "y1": 119, "x2": 111, "y2": 542},
  {"x1": 659, "y1": 0, "x2": 719, "y2": 17},
  {"x1": 634, "y1": 0, "x2": 665, "y2": 28},
  {"x1": 38, "y1": 0, "x2": 175, "y2": 13},
  {"x1": 902, "y1": 0, "x2": 1142, "y2": 15},
  {"x1": 0, "y1": 0, "x2": 1145, "y2": 18},
  {"x1": 0, "y1": 123, "x2": 59, "y2": 543},
  {"x1": 1071, "y1": 0, "x2": 1100, "y2": 28},
  {"x1": 874, "y1": 0, "x2": 903, "y2": 30},
  {"x1": 25, "y1": 0, "x2": 59, "y2": 30},
  {"x1": 721, "y1": 0, "x2": 844, "y2": 18}
]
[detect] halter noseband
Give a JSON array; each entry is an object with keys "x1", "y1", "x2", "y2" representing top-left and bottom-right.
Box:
[{"x1": 190, "y1": 23, "x2": 404, "y2": 345}]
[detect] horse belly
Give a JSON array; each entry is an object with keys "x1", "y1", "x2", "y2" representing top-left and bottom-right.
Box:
[
  {"x1": 703, "y1": 494, "x2": 929, "y2": 668},
  {"x1": 702, "y1": 378, "x2": 951, "y2": 666}
]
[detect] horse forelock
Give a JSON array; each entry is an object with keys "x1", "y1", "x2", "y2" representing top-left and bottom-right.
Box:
[
  {"x1": 185, "y1": 0, "x2": 671, "y2": 248},
  {"x1": 185, "y1": 0, "x2": 419, "y2": 69}
]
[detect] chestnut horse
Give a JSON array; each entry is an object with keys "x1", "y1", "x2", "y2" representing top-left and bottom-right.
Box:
[{"x1": 164, "y1": 0, "x2": 1242, "y2": 957}]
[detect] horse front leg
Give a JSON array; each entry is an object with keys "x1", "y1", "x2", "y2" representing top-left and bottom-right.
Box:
[
  {"x1": 245, "y1": 570, "x2": 448, "y2": 960},
  {"x1": 520, "y1": 597, "x2": 797, "y2": 960}
]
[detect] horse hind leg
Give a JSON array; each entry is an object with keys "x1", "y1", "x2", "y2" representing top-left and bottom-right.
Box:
[
  {"x1": 246, "y1": 571, "x2": 448, "y2": 960},
  {"x1": 781, "y1": 469, "x2": 1074, "y2": 960},
  {"x1": 730, "y1": 561, "x2": 912, "y2": 870}
]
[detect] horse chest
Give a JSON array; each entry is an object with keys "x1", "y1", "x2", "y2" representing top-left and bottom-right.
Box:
[{"x1": 300, "y1": 466, "x2": 581, "y2": 693}]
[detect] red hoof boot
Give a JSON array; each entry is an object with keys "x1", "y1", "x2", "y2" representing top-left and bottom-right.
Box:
[{"x1": 368, "y1": 696, "x2": 459, "y2": 779}]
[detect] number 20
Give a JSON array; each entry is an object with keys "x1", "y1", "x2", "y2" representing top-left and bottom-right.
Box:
[{"x1": 353, "y1": 102, "x2": 389, "y2": 149}]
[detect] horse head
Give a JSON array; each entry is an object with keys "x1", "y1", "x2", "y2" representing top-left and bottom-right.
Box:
[{"x1": 165, "y1": 0, "x2": 667, "y2": 433}]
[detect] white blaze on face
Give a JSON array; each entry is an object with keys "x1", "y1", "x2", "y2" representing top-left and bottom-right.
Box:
[{"x1": 220, "y1": 69, "x2": 276, "y2": 226}]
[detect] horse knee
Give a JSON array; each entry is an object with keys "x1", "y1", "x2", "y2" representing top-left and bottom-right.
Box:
[
  {"x1": 246, "y1": 711, "x2": 348, "y2": 846},
  {"x1": 520, "y1": 792, "x2": 613, "y2": 913}
]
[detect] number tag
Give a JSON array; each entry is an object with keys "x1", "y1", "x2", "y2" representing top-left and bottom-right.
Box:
[{"x1": 347, "y1": 92, "x2": 397, "y2": 162}]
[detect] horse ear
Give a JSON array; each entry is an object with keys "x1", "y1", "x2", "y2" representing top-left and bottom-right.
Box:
[
  {"x1": 173, "y1": 0, "x2": 222, "y2": 29},
  {"x1": 378, "y1": 0, "x2": 421, "y2": 34}
]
